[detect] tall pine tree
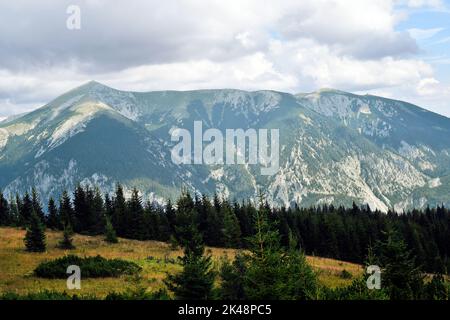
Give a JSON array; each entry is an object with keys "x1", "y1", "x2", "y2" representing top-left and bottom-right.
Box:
[
  {"x1": 220, "y1": 195, "x2": 318, "y2": 300},
  {"x1": 20, "y1": 192, "x2": 33, "y2": 226},
  {"x1": 46, "y1": 197, "x2": 60, "y2": 230},
  {"x1": 0, "y1": 191, "x2": 11, "y2": 226},
  {"x1": 126, "y1": 188, "x2": 147, "y2": 240},
  {"x1": 112, "y1": 184, "x2": 127, "y2": 237},
  {"x1": 31, "y1": 187, "x2": 45, "y2": 224},
  {"x1": 59, "y1": 190, "x2": 75, "y2": 229},
  {"x1": 374, "y1": 228, "x2": 424, "y2": 300},
  {"x1": 164, "y1": 219, "x2": 215, "y2": 300},
  {"x1": 221, "y1": 201, "x2": 242, "y2": 248}
]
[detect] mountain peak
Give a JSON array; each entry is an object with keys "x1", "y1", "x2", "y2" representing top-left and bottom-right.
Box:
[
  {"x1": 76, "y1": 80, "x2": 110, "y2": 91},
  {"x1": 60, "y1": 81, "x2": 114, "y2": 98},
  {"x1": 296, "y1": 88, "x2": 352, "y2": 99},
  {"x1": 317, "y1": 88, "x2": 346, "y2": 94}
]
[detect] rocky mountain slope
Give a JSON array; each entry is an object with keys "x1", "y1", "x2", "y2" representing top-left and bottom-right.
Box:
[{"x1": 1, "y1": 81, "x2": 450, "y2": 211}]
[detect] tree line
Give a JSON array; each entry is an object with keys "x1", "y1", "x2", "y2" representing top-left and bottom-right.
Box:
[
  {"x1": 167, "y1": 197, "x2": 448, "y2": 300},
  {"x1": 0, "y1": 185, "x2": 449, "y2": 300},
  {"x1": 0, "y1": 185, "x2": 449, "y2": 274}
]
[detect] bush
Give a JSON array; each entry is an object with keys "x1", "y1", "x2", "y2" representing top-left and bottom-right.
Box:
[
  {"x1": 146, "y1": 255, "x2": 177, "y2": 264},
  {"x1": 34, "y1": 255, "x2": 141, "y2": 279},
  {"x1": 339, "y1": 269, "x2": 353, "y2": 279}
]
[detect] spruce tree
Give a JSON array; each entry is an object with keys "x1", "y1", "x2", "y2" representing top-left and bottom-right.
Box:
[
  {"x1": 165, "y1": 199, "x2": 176, "y2": 234},
  {"x1": 59, "y1": 190, "x2": 75, "y2": 229},
  {"x1": 374, "y1": 228, "x2": 424, "y2": 300},
  {"x1": 126, "y1": 188, "x2": 147, "y2": 240},
  {"x1": 156, "y1": 206, "x2": 171, "y2": 242},
  {"x1": 24, "y1": 210, "x2": 46, "y2": 252},
  {"x1": 20, "y1": 192, "x2": 33, "y2": 226},
  {"x1": 104, "y1": 193, "x2": 114, "y2": 217},
  {"x1": 91, "y1": 188, "x2": 106, "y2": 235},
  {"x1": 105, "y1": 217, "x2": 118, "y2": 243},
  {"x1": 164, "y1": 221, "x2": 215, "y2": 300},
  {"x1": 201, "y1": 195, "x2": 222, "y2": 246},
  {"x1": 212, "y1": 194, "x2": 225, "y2": 245},
  {"x1": 9, "y1": 195, "x2": 20, "y2": 226},
  {"x1": 219, "y1": 253, "x2": 247, "y2": 300},
  {"x1": 112, "y1": 184, "x2": 127, "y2": 236},
  {"x1": 0, "y1": 191, "x2": 11, "y2": 226},
  {"x1": 277, "y1": 248, "x2": 318, "y2": 299},
  {"x1": 241, "y1": 201, "x2": 283, "y2": 299},
  {"x1": 195, "y1": 194, "x2": 208, "y2": 239},
  {"x1": 277, "y1": 207, "x2": 292, "y2": 248},
  {"x1": 46, "y1": 197, "x2": 60, "y2": 230},
  {"x1": 240, "y1": 201, "x2": 256, "y2": 238},
  {"x1": 172, "y1": 191, "x2": 197, "y2": 245},
  {"x1": 220, "y1": 195, "x2": 318, "y2": 300},
  {"x1": 221, "y1": 202, "x2": 241, "y2": 248},
  {"x1": 169, "y1": 234, "x2": 179, "y2": 250},
  {"x1": 31, "y1": 187, "x2": 45, "y2": 223},
  {"x1": 145, "y1": 202, "x2": 158, "y2": 240},
  {"x1": 73, "y1": 184, "x2": 88, "y2": 233},
  {"x1": 58, "y1": 222, "x2": 75, "y2": 250}
]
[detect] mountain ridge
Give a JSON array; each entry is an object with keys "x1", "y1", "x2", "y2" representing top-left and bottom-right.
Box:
[{"x1": 2, "y1": 81, "x2": 450, "y2": 212}]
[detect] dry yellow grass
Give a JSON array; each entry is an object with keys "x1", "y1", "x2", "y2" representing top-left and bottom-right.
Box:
[
  {"x1": 0, "y1": 227, "x2": 362, "y2": 297},
  {"x1": 307, "y1": 256, "x2": 363, "y2": 287}
]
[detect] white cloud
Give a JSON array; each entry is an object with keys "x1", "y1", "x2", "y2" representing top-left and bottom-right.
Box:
[
  {"x1": 0, "y1": 0, "x2": 449, "y2": 117},
  {"x1": 265, "y1": 38, "x2": 432, "y2": 91},
  {"x1": 408, "y1": 27, "x2": 444, "y2": 40},
  {"x1": 433, "y1": 36, "x2": 450, "y2": 45},
  {"x1": 405, "y1": 0, "x2": 444, "y2": 8},
  {"x1": 417, "y1": 77, "x2": 441, "y2": 95},
  {"x1": 276, "y1": 0, "x2": 418, "y2": 59}
]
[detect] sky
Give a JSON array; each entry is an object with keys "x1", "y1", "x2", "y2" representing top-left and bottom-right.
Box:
[{"x1": 1, "y1": 0, "x2": 450, "y2": 120}]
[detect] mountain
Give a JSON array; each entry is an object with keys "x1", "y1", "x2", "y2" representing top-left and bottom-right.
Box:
[{"x1": 1, "y1": 81, "x2": 450, "y2": 212}]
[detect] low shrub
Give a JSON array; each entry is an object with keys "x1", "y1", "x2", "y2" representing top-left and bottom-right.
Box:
[
  {"x1": 339, "y1": 269, "x2": 353, "y2": 279},
  {"x1": 146, "y1": 255, "x2": 177, "y2": 264},
  {"x1": 34, "y1": 255, "x2": 141, "y2": 279}
]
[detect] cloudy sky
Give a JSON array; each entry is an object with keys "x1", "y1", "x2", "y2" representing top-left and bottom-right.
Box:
[{"x1": 1, "y1": 0, "x2": 450, "y2": 120}]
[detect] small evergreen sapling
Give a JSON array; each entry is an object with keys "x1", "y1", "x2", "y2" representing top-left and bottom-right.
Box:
[
  {"x1": 59, "y1": 223, "x2": 75, "y2": 249},
  {"x1": 105, "y1": 217, "x2": 118, "y2": 243}
]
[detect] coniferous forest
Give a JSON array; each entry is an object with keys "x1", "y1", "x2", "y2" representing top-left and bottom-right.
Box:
[{"x1": 0, "y1": 184, "x2": 450, "y2": 300}]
